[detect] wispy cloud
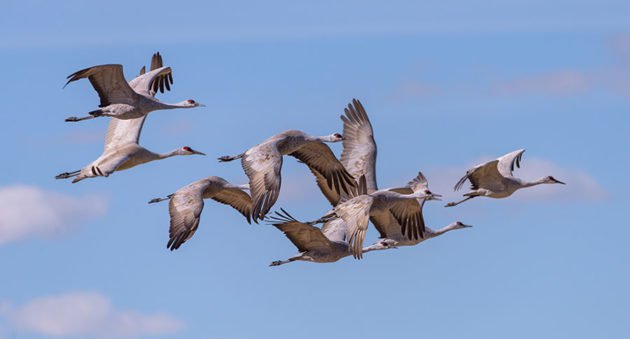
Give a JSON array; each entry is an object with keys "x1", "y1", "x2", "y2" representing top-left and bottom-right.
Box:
[
  {"x1": 0, "y1": 291, "x2": 183, "y2": 338},
  {"x1": 0, "y1": 185, "x2": 108, "y2": 245},
  {"x1": 493, "y1": 70, "x2": 591, "y2": 96}
]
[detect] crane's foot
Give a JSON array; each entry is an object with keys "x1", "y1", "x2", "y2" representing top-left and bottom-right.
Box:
[
  {"x1": 148, "y1": 194, "x2": 173, "y2": 204},
  {"x1": 65, "y1": 115, "x2": 96, "y2": 122},
  {"x1": 444, "y1": 202, "x2": 457, "y2": 207},
  {"x1": 218, "y1": 153, "x2": 244, "y2": 162},
  {"x1": 55, "y1": 170, "x2": 79, "y2": 179},
  {"x1": 269, "y1": 260, "x2": 283, "y2": 267}
]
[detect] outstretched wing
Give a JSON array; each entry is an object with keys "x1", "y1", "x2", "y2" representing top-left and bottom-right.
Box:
[
  {"x1": 454, "y1": 159, "x2": 504, "y2": 192},
  {"x1": 205, "y1": 179, "x2": 253, "y2": 224},
  {"x1": 385, "y1": 172, "x2": 430, "y2": 240},
  {"x1": 65, "y1": 64, "x2": 137, "y2": 106},
  {"x1": 104, "y1": 53, "x2": 172, "y2": 152},
  {"x1": 335, "y1": 195, "x2": 373, "y2": 259},
  {"x1": 290, "y1": 141, "x2": 357, "y2": 202},
  {"x1": 242, "y1": 143, "x2": 283, "y2": 223},
  {"x1": 167, "y1": 181, "x2": 206, "y2": 250},
  {"x1": 127, "y1": 66, "x2": 172, "y2": 98},
  {"x1": 128, "y1": 52, "x2": 173, "y2": 97},
  {"x1": 340, "y1": 99, "x2": 378, "y2": 193},
  {"x1": 496, "y1": 149, "x2": 525, "y2": 178},
  {"x1": 268, "y1": 209, "x2": 333, "y2": 253}
]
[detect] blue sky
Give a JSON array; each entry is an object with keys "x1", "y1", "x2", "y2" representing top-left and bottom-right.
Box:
[{"x1": 1, "y1": 0, "x2": 629, "y2": 338}]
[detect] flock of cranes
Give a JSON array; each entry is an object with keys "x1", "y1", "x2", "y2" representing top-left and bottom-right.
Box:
[{"x1": 56, "y1": 52, "x2": 565, "y2": 266}]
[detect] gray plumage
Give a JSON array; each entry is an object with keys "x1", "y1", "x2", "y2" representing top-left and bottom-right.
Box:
[
  {"x1": 218, "y1": 129, "x2": 357, "y2": 223},
  {"x1": 315, "y1": 173, "x2": 439, "y2": 259},
  {"x1": 55, "y1": 53, "x2": 205, "y2": 183},
  {"x1": 364, "y1": 173, "x2": 471, "y2": 252},
  {"x1": 311, "y1": 99, "x2": 429, "y2": 241},
  {"x1": 64, "y1": 53, "x2": 203, "y2": 122},
  {"x1": 267, "y1": 209, "x2": 353, "y2": 266},
  {"x1": 149, "y1": 176, "x2": 252, "y2": 250},
  {"x1": 446, "y1": 149, "x2": 565, "y2": 207}
]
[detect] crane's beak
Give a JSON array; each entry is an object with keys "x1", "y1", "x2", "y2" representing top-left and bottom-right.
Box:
[
  {"x1": 191, "y1": 149, "x2": 206, "y2": 156},
  {"x1": 553, "y1": 178, "x2": 566, "y2": 184},
  {"x1": 427, "y1": 193, "x2": 442, "y2": 201},
  {"x1": 196, "y1": 103, "x2": 206, "y2": 107},
  {"x1": 461, "y1": 223, "x2": 473, "y2": 228}
]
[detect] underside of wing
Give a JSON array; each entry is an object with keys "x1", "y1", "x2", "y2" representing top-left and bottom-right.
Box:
[
  {"x1": 340, "y1": 99, "x2": 378, "y2": 193},
  {"x1": 103, "y1": 117, "x2": 146, "y2": 152},
  {"x1": 334, "y1": 195, "x2": 372, "y2": 259},
  {"x1": 242, "y1": 144, "x2": 283, "y2": 223},
  {"x1": 167, "y1": 188, "x2": 204, "y2": 250},
  {"x1": 497, "y1": 149, "x2": 525, "y2": 178}
]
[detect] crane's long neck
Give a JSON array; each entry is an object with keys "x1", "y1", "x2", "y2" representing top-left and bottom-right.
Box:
[
  {"x1": 159, "y1": 101, "x2": 194, "y2": 110},
  {"x1": 427, "y1": 223, "x2": 460, "y2": 237},
  {"x1": 310, "y1": 134, "x2": 340, "y2": 143},
  {"x1": 157, "y1": 148, "x2": 183, "y2": 159},
  {"x1": 520, "y1": 177, "x2": 548, "y2": 188}
]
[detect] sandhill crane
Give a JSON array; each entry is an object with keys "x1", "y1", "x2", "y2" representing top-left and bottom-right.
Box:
[
  {"x1": 364, "y1": 172, "x2": 471, "y2": 251},
  {"x1": 310, "y1": 173, "x2": 440, "y2": 259},
  {"x1": 55, "y1": 53, "x2": 205, "y2": 183},
  {"x1": 310, "y1": 99, "x2": 378, "y2": 206},
  {"x1": 218, "y1": 130, "x2": 357, "y2": 223},
  {"x1": 64, "y1": 53, "x2": 204, "y2": 122},
  {"x1": 148, "y1": 176, "x2": 252, "y2": 250},
  {"x1": 310, "y1": 99, "x2": 429, "y2": 240},
  {"x1": 445, "y1": 149, "x2": 565, "y2": 207},
  {"x1": 267, "y1": 209, "x2": 361, "y2": 266}
]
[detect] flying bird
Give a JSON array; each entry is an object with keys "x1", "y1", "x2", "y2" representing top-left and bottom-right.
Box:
[
  {"x1": 310, "y1": 99, "x2": 378, "y2": 206},
  {"x1": 311, "y1": 99, "x2": 429, "y2": 241},
  {"x1": 268, "y1": 208, "x2": 379, "y2": 266},
  {"x1": 64, "y1": 53, "x2": 204, "y2": 122},
  {"x1": 310, "y1": 173, "x2": 440, "y2": 259},
  {"x1": 445, "y1": 149, "x2": 565, "y2": 207},
  {"x1": 55, "y1": 53, "x2": 205, "y2": 183},
  {"x1": 364, "y1": 172, "x2": 471, "y2": 251},
  {"x1": 218, "y1": 129, "x2": 357, "y2": 223},
  {"x1": 148, "y1": 176, "x2": 252, "y2": 250}
]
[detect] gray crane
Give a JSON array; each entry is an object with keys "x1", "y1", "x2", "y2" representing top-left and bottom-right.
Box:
[
  {"x1": 446, "y1": 149, "x2": 565, "y2": 207},
  {"x1": 309, "y1": 174, "x2": 440, "y2": 259},
  {"x1": 364, "y1": 172, "x2": 471, "y2": 252},
  {"x1": 148, "y1": 176, "x2": 252, "y2": 250},
  {"x1": 55, "y1": 53, "x2": 205, "y2": 183},
  {"x1": 311, "y1": 99, "x2": 429, "y2": 241},
  {"x1": 218, "y1": 130, "x2": 357, "y2": 223},
  {"x1": 267, "y1": 209, "x2": 370, "y2": 266},
  {"x1": 64, "y1": 54, "x2": 204, "y2": 122}
]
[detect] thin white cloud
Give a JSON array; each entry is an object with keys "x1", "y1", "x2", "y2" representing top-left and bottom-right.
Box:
[
  {"x1": 0, "y1": 291, "x2": 183, "y2": 338},
  {"x1": 0, "y1": 185, "x2": 108, "y2": 245},
  {"x1": 493, "y1": 70, "x2": 591, "y2": 96},
  {"x1": 425, "y1": 157, "x2": 607, "y2": 203}
]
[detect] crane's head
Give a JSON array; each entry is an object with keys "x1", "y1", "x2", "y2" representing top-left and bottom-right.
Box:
[
  {"x1": 183, "y1": 99, "x2": 206, "y2": 107},
  {"x1": 450, "y1": 221, "x2": 473, "y2": 230},
  {"x1": 363, "y1": 239, "x2": 399, "y2": 253},
  {"x1": 543, "y1": 176, "x2": 565, "y2": 185},
  {"x1": 181, "y1": 146, "x2": 206, "y2": 156},
  {"x1": 326, "y1": 133, "x2": 344, "y2": 142}
]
